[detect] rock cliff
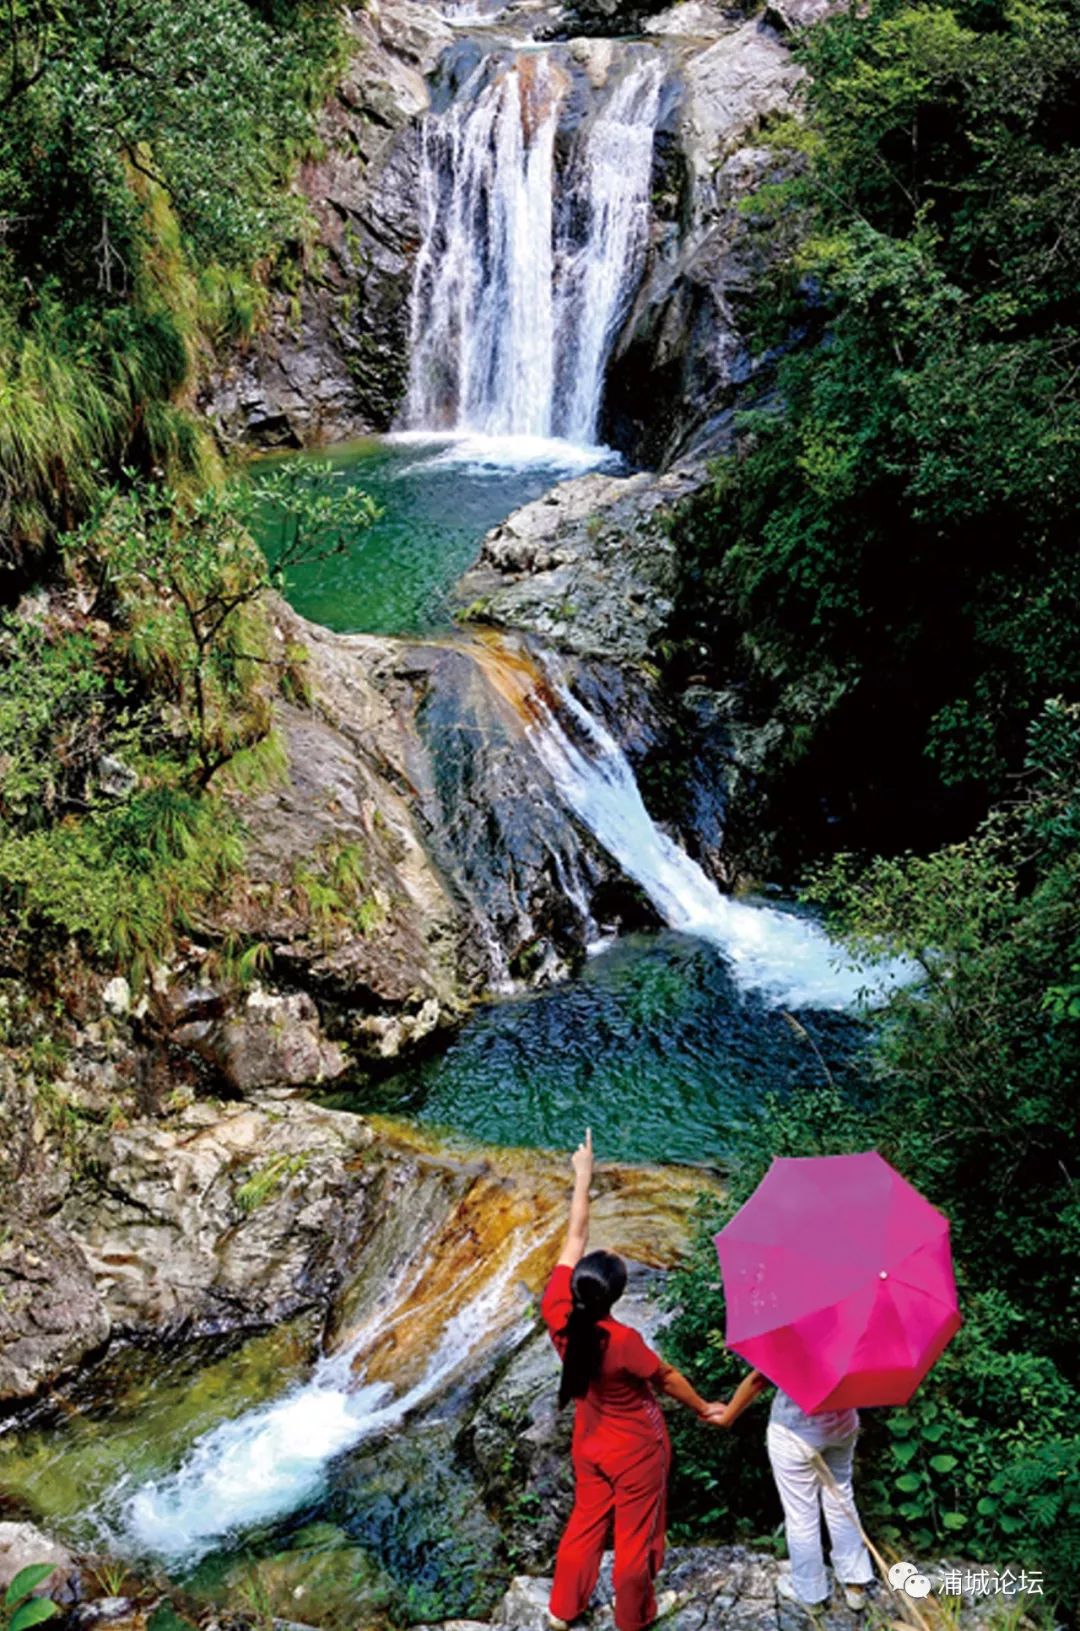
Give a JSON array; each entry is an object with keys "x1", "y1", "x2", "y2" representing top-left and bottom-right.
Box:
[
  {"x1": 201, "y1": 0, "x2": 808, "y2": 464},
  {"x1": 200, "y1": 0, "x2": 451, "y2": 447}
]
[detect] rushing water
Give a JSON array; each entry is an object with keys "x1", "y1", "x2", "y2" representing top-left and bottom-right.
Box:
[
  {"x1": 4, "y1": 1151, "x2": 712, "y2": 1627},
  {"x1": 526, "y1": 673, "x2": 911, "y2": 1011},
  {"x1": 406, "y1": 48, "x2": 663, "y2": 441},
  {"x1": 6, "y1": 17, "x2": 904, "y2": 1627}
]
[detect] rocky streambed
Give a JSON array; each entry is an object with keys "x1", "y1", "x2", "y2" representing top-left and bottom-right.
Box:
[{"x1": 1, "y1": 1, "x2": 926, "y2": 1624}]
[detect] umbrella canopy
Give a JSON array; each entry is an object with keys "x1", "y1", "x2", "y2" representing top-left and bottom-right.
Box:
[{"x1": 715, "y1": 1151, "x2": 961, "y2": 1412}]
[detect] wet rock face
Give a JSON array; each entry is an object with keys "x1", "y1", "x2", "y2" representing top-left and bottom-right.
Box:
[
  {"x1": 193, "y1": 604, "x2": 666, "y2": 1057},
  {"x1": 339, "y1": 633, "x2": 650, "y2": 984},
  {"x1": 200, "y1": 0, "x2": 452, "y2": 447},
  {"x1": 605, "y1": 21, "x2": 803, "y2": 465},
  {"x1": 454, "y1": 473, "x2": 768, "y2": 883}
]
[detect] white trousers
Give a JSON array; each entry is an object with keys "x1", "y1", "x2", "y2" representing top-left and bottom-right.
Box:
[{"x1": 766, "y1": 1422, "x2": 874, "y2": 1605}]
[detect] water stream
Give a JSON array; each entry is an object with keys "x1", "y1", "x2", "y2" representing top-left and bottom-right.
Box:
[
  {"x1": 528, "y1": 674, "x2": 906, "y2": 1011},
  {"x1": 5, "y1": 15, "x2": 907, "y2": 1627},
  {"x1": 3, "y1": 1149, "x2": 713, "y2": 1624}
]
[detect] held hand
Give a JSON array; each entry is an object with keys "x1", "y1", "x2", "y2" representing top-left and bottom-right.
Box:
[
  {"x1": 699, "y1": 1400, "x2": 731, "y2": 1428},
  {"x1": 571, "y1": 1126, "x2": 594, "y2": 1182}
]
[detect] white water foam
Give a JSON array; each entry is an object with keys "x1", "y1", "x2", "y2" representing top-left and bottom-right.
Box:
[
  {"x1": 554, "y1": 58, "x2": 664, "y2": 444},
  {"x1": 114, "y1": 1245, "x2": 533, "y2": 1567},
  {"x1": 386, "y1": 430, "x2": 620, "y2": 476},
  {"x1": 530, "y1": 685, "x2": 915, "y2": 1011}
]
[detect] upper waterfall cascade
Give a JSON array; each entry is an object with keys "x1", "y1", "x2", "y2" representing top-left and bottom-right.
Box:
[{"x1": 405, "y1": 49, "x2": 663, "y2": 443}]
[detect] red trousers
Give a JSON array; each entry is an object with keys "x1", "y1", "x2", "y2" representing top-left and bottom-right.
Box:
[{"x1": 549, "y1": 1423, "x2": 669, "y2": 1631}]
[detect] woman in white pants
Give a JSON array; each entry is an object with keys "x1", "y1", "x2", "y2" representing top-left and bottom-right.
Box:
[{"x1": 713, "y1": 1370, "x2": 873, "y2": 1611}]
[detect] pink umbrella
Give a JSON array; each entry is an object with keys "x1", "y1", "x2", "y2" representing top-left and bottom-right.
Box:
[{"x1": 714, "y1": 1151, "x2": 961, "y2": 1411}]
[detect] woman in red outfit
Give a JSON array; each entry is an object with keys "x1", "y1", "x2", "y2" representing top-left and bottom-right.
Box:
[{"x1": 541, "y1": 1130, "x2": 725, "y2": 1631}]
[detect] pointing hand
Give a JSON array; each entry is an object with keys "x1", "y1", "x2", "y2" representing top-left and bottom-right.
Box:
[{"x1": 571, "y1": 1127, "x2": 594, "y2": 1181}]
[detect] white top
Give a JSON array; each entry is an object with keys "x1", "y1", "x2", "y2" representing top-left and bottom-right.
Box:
[{"x1": 769, "y1": 1388, "x2": 860, "y2": 1446}]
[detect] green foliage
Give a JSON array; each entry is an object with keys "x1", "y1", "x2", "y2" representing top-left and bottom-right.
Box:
[
  {"x1": 671, "y1": 0, "x2": 1080, "y2": 856},
  {"x1": 661, "y1": 707, "x2": 1080, "y2": 1597},
  {"x1": 0, "y1": 465, "x2": 374, "y2": 980},
  {"x1": 68, "y1": 466, "x2": 376, "y2": 785},
  {"x1": 3, "y1": 1566, "x2": 59, "y2": 1631},
  {"x1": 0, "y1": 784, "x2": 246, "y2": 978},
  {"x1": 234, "y1": 1151, "x2": 309, "y2": 1215},
  {"x1": 0, "y1": 0, "x2": 342, "y2": 283},
  {"x1": 0, "y1": 1, "x2": 343, "y2": 560}
]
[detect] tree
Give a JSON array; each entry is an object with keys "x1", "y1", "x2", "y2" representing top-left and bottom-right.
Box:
[
  {"x1": 671, "y1": 0, "x2": 1080, "y2": 860},
  {"x1": 68, "y1": 465, "x2": 378, "y2": 785},
  {"x1": 659, "y1": 702, "x2": 1080, "y2": 1598}
]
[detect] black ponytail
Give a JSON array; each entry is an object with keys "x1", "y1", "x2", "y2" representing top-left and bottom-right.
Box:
[{"x1": 558, "y1": 1251, "x2": 627, "y2": 1407}]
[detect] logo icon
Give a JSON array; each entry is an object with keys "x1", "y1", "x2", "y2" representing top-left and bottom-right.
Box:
[{"x1": 888, "y1": 1562, "x2": 933, "y2": 1598}]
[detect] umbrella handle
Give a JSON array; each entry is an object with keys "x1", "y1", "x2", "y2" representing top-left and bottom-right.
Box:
[{"x1": 807, "y1": 1449, "x2": 933, "y2": 1631}]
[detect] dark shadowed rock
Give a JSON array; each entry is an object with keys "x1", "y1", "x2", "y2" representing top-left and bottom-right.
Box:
[
  {"x1": 560, "y1": 0, "x2": 673, "y2": 35},
  {"x1": 605, "y1": 22, "x2": 803, "y2": 465}
]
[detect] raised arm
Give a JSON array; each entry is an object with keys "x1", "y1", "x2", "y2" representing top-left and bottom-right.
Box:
[{"x1": 557, "y1": 1128, "x2": 593, "y2": 1268}]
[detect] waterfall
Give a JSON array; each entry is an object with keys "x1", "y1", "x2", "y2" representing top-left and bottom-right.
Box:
[
  {"x1": 405, "y1": 51, "x2": 662, "y2": 444},
  {"x1": 528, "y1": 684, "x2": 915, "y2": 1011},
  {"x1": 407, "y1": 55, "x2": 562, "y2": 438},
  {"x1": 103, "y1": 1146, "x2": 705, "y2": 1568},
  {"x1": 554, "y1": 60, "x2": 663, "y2": 444}
]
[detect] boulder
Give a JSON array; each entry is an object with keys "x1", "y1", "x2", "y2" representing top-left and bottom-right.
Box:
[
  {"x1": 0, "y1": 1222, "x2": 109, "y2": 1402},
  {"x1": 205, "y1": 609, "x2": 477, "y2": 1058},
  {"x1": 0, "y1": 1522, "x2": 80, "y2": 1605},
  {"x1": 57, "y1": 1097, "x2": 378, "y2": 1337},
  {"x1": 765, "y1": 0, "x2": 847, "y2": 32},
  {"x1": 644, "y1": 2, "x2": 744, "y2": 37},
  {"x1": 455, "y1": 464, "x2": 705, "y2": 662},
  {"x1": 171, "y1": 987, "x2": 348, "y2": 1094}
]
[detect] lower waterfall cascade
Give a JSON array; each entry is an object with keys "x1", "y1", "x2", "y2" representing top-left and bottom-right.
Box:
[{"x1": 51, "y1": 1153, "x2": 710, "y2": 1570}]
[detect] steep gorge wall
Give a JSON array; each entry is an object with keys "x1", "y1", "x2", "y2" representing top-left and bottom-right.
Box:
[{"x1": 200, "y1": 0, "x2": 450, "y2": 447}]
